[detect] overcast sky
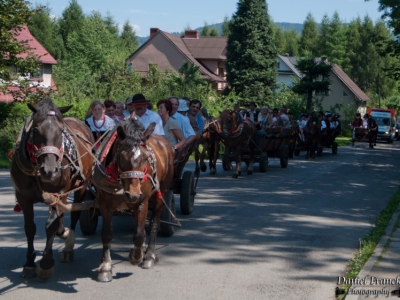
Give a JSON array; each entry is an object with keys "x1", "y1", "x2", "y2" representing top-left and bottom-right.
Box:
[{"x1": 39, "y1": 0, "x2": 383, "y2": 37}]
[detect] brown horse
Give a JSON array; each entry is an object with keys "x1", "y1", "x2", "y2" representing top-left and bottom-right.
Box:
[
  {"x1": 302, "y1": 114, "x2": 320, "y2": 159},
  {"x1": 218, "y1": 109, "x2": 256, "y2": 178},
  {"x1": 194, "y1": 116, "x2": 221, "y2": 175},
  {"x1": 92, "y1": 119, "x2": 174, "y2": 282},
  {"x1": 9, "y1": 98, "x2": 95, "y2": 279}
]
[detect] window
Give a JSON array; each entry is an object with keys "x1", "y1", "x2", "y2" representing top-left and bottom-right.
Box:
[
  {"x1": 30, "y1": 65, "x2": 43, "y2": 81},
  {"x1": 218, "y1": 68, "x2": 224, "y2": 77}
]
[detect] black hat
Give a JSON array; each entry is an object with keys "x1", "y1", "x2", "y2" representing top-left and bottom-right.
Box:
[
  {"x1": 127, "y1": 93, "x2": 150, "y2": 105},
  {"x1": 364, "y1": 113, "x2": 369, "y2": 118}
]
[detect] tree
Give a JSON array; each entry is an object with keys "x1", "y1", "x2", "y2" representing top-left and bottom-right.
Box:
[
  {"x1": 28, "y1": 5, "x2": 55, "y2": 56},
  {"x1": 103, "y1": 12, "x2": 119, "y2": 37},
  {"x1": 0, "y1": 0, "x2": 39, "y2": 82},
  {"x1": 201, "y1": 22, "x2": 211, "y2": 36},
  {"x1": 58, "y1": 0, "x2": 85, "y2": 50},
  {"x1": 226, "y1": 0, "x2": 277, "y2": 104},
  {"x1": 292, "y1": 55, "x2": 332, "y2": 111},
  {"x1": 299, "y1": 13, "x2": 319, "y2": 56},
  {"x1": 209, "y1": 26, "x2": 219, "y2": 37},
  {"x1": 120, "y1": 21, "x2": 139, "y2": 55},
  {"x1": 221, "y1": 16, "x2": 231, "y2": 37},
  {"x1": 324, "y1": 12, "x2": 349, "y2": 67}
]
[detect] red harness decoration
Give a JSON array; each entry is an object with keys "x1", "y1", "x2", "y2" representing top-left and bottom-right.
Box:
[
  {"x1": 156, "y1": 190, "x2": 162, "y2": 199},
  {"x1": 26, "y1": 142, "x2": 36, "y2": 163},
  {"x1": 105, "y1": 161, "x2": 119, "y2": 182}
]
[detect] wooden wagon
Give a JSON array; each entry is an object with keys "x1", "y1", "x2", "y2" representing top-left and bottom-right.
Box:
[{"x1": 79, "y1": 132, "x2": 198, "y2": 238}]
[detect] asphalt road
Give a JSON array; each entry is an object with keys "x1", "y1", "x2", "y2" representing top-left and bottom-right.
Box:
[{"x1": 0, "y1": 141, "x2": 399, "y2": 300}]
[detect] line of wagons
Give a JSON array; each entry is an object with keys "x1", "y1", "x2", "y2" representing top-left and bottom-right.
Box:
[
  {"x1": 223, "y1": 118, "x2": 340, "y2": 173},
  {"x1": 81, "y1": 113, "x2": 341, "y2": 237}
]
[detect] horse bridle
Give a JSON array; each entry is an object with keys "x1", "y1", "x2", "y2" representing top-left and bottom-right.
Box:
[{"x1": 30, "y1": 111, "x2": 65, "y2": 166}]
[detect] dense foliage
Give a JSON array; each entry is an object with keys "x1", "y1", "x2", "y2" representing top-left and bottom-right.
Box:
[{"x1": 226, "y1": 0, "x2": 277, "y2": 105}]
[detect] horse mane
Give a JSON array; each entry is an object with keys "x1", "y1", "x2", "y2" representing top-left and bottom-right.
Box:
[{"x1": 32, "y1": 98, "x2": 63, "y2": 123}]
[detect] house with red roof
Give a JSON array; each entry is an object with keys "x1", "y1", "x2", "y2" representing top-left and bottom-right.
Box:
[
  {"x1": 0, "y1": 26, "x2": 58, "y2": 102},
  {"x1": 278, "y1": 54, "x2": 370, "y2": 116},
  {"x1": 127, "y1": 28, "x2": 227, "y2": 93}
]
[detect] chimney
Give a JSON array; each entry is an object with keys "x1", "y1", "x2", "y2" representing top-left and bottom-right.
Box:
[
  {"x1": 184, "y1": 30, "x2": 199, "y2": 39},
  {"x1": 285, "y1": 53, "x2": 290, "y2": 57},
  {"x1": 150, "y1": 28, "x2": 160, "y2": 39}
]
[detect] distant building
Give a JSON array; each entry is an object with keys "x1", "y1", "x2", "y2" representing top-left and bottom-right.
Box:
[
  {"x1": 127, "y1": 28, "x2": 227, "y2": 94},
  {"x1": 0, "y1": 26, "x2": 58, "y2": 102},
  {"x1": 277, "y1": 54, "x2": 370, "y2": 116}
]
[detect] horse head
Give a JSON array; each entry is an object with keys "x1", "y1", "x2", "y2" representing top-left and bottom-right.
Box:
[
  {"x1": 115, "y1": 120, "x2": 153, "y2": 204},
  {"x1": 219, "y1": 109, "x2": 236, "y2": 136},
  {"x1": 27, "y1": 99, "x2": 72, "y2": 182}
]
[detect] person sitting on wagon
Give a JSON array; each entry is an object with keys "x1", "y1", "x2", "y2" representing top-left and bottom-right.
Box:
[
  {"x1": 278, "y1": 107, "x2": 291, "y2": 128},
  {"x1": 156, "y1": 99, "x2": 186, "y2": 156},
  {"x1": 297, "y1": 113, "x2": 308, "y2": 141},
  {"x1": 177, "y1": 99, "x2": 200, "y2": 146},
  {"x1": 167, "y1": 96, "x2": 196, "y2": 148},
  {"x1": 320, "y1": 112, "x2": 332, "y2": 134}
]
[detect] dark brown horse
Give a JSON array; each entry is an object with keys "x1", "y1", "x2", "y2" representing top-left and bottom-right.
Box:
[
  {"x1": 92, "y1": 119, "x2": 174, "y2": 282},
  {"x1": 218, "y1": 109, "x2": 256, "y2": 178},
  {"x1": 9, "y1": 98, "x2": 95, "y2": 279},
  {"x1": 194, "y1": 116, "x2": 221, "y2": 175},
  {"x1": 302, "y1": 114, "x2": 320, "y2": 159}
]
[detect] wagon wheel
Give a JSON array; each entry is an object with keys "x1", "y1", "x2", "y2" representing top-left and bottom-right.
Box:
[
  {"x1": 259, "y1": 153, "x2": 268, "y2": 173},
  {"x1": 332, "y1": 142, "x2": 338, "y2": 155},
  {"x1": 159, "y1": 190, "x2": 176, "y2": 237},
  {"x1": 79, "y1": 189, "x2": 98, "y2": 235},
  {"x1": 180, "y1": 171, "x2": 195, "y2": 215},
  {"x1": 280, "y1": 147, "x2": 289, "y2": 168}
]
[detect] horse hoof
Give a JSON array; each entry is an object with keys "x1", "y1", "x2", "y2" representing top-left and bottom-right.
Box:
[
  {"x1": 21, "y1": 266, "x2": 37, "y2": 278},
  {"x1": 129, "y1": 249, "x2": 143, "y2": 265},
  {"x1": 36, "y1": 265, "x2": 54, "y2": 279},
  {"x1": 247, "y1": 170, "x2": 253, "y2": 175},
  {"x1": 57, "y1": 227, "x2": 69, "y2": 240},
  {"x1": 60, "y1": 250, "x2": 74, "y2": 263},
  {"x1": 238, "y1": 171, "x2": 241, "y2": 176},
  {"x1": 201, "y1": 165, "x2": 207, "y2": 172},
  {"x1": 232, "y1": 173, "x2": 239, "y2": 179},
  {"x1": 97, "y1": 271, "x2": 113, "y2": 282},
  {"x1": 142, "y1": 254, "x2": 158, "y2": 269}
]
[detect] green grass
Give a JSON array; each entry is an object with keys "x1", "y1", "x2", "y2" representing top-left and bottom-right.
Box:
[
  {"x1": 337, "y1": 189, "x2": 400, "y2": 299},
  {"x1": 336, "y1": 136, "x2": 352, "y2": 147}
]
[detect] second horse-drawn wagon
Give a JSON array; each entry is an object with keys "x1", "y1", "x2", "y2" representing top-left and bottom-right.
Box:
[{"x1": 79, "y1": 122, "x2": 198, "y2": 238}]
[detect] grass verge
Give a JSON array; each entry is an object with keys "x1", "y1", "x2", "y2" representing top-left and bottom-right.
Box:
[{"x1": 337, "y1": 188, "x2": 400, "y2": 299}]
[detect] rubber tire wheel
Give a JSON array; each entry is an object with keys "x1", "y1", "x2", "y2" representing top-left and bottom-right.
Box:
[
  {"x1": 180, "y1": 171, "x2": 195, "y2": 215},
  {"x1": 332, "y1": 142, "x2": 338, "y2": 154},
  {"x1": 159, "y1": 190, "x2": 175, "y2": 237},
  {"x1": 79, "y1": 190, "x2": 98, "y2": 235},
  {"x1": 259, "y1": 153, "x2": 268, "y2": 173}
]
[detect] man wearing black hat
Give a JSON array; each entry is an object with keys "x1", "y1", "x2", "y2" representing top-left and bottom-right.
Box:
[
  {"x1": 365, "y1": 113, "x2": 378, "y2": 148},
  {"x1": 130, "y1": 93, "x2": 164, "y2": 135},
  {"x1": 246, "y1": 101, "x2": 260, "y2": 126}
]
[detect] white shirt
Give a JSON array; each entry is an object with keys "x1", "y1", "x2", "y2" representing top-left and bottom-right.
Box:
[
  {"x1": 136, "y1": 109, "x2": 165, "y2": 135},
  {"x1": 171, "y1": 112, "x2": 195, "y2": 139},
  {"x1": 85, "y1": 115, "x2": 115, "y2": 132}
]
